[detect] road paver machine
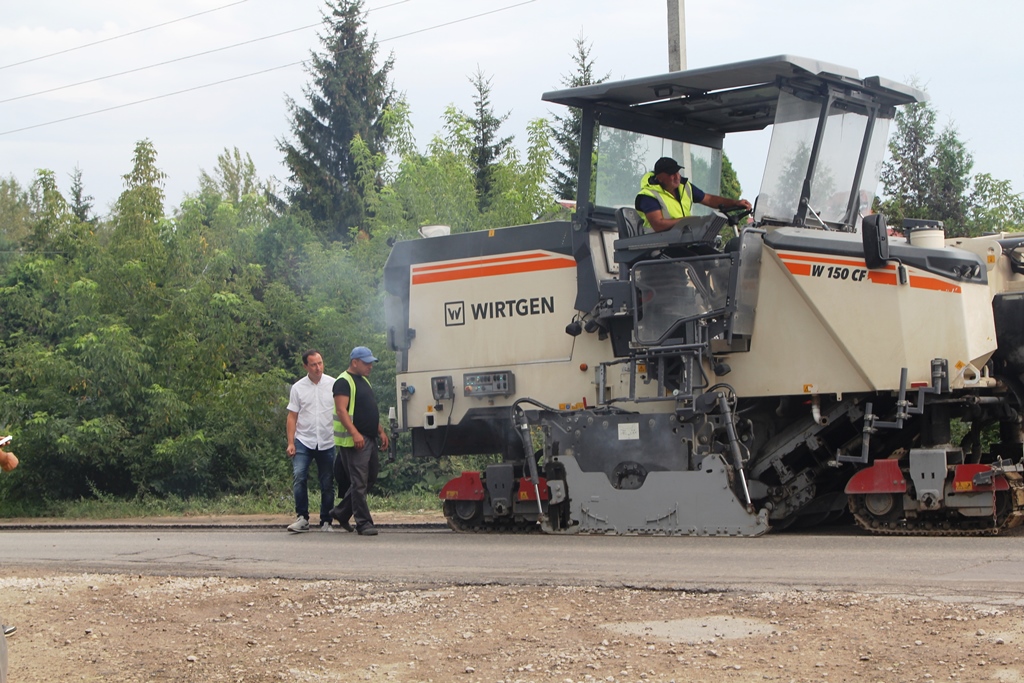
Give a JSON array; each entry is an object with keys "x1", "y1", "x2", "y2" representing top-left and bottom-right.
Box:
[{"x1": 383, "y1": 56, "x2": 1024, "y2": 536}]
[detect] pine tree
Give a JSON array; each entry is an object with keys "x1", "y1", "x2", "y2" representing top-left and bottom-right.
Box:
[
  {"x1": 68, "y1": 166, "x2": 95, "y2": 224},
  {"x1": 464, "y1": 67, "x2": 512, "y2": 210},
  {"x1": 549, "y1": 34, "x2": 608, "y2": 201},
  {"x1": 278, "y1": 0, "x2": 395, "y2": 241}
]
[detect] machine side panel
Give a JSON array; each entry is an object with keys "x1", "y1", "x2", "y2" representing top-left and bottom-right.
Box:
[
  {"x1": 390, "y1": 222, "x2": 671, "y2": 433},
  {"x1": 408, "y1": 249, "x2": 577, "y2": 371},
  {"x1": 724, "y1": 229, "x2": 997, "y2": 396}
]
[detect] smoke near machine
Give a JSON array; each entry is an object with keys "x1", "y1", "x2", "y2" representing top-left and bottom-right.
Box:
[{"x1": 383, "y1": 56, "x2": 1024, "y2": 536}]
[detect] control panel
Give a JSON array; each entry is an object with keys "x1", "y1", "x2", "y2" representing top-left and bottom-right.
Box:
[{"x1": 463, "y1": 371, "x2": 516, "y2": 397}]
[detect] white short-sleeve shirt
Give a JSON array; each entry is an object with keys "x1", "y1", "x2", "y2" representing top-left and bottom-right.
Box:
[{"x1": 287, "y1": 373, "x2": 337, "y2": 451}]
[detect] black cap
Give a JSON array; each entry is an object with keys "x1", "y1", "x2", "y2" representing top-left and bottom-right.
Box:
[{"x1": 652, "y1": 157, "x2": 682, "y2": 176}]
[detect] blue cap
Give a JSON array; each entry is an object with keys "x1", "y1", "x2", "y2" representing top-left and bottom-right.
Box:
[{"x1": 350, "y1": 346, "x2": 378, "y2": 363}]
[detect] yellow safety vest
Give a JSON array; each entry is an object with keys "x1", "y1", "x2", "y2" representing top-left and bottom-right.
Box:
[
  {"x1": 333, "y1": 371, "x2": 358, "y2": 448},
  {"x1": 637, "y1": 172, "x2": 694, "y2": 229}
]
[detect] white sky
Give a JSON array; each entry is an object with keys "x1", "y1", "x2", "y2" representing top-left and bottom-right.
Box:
[{"x1": 2, "y1": 0, "x2": 1022, "y2": 216}]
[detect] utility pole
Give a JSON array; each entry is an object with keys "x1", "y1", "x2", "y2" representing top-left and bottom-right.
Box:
[
  {"x1": 667, "y1": 1, "x2": 689, "y2": 173},
  {"x1": 667, "y1": 0, "x2": 687, "y2": 72}
]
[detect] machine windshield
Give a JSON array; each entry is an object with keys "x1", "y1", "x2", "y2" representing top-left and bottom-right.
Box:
[
  {"x1": 755, "y1": 91, "x2": 890, "y2": 229},
  {"x1": 593, "y1": 127, "x2": 722, "y2": 215}
]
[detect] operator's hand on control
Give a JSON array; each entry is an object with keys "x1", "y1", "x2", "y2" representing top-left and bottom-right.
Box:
[
  {"x1": 353, "y1": 432, "x2": 366, "y2": 450},
  {"x1": 378, "y1": 428, "x2": 389, "y2": 451},
  {"x1": 286, "y1": 442, "x2": 296, "y2": 458},
  {"x1": 702, "y1": 194, "x2": 752, "y2": 215},
  {"x1": 719, "y1": 199, "x2": 752, "y2": 212}
]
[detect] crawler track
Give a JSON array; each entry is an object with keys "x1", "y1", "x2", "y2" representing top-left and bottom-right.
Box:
[
  {"x1": 849, "y1": 476, "x2": 1024, "y2": 536},
  {"x1": 443, "y1": 516, "x2": 541, "y2": 533},
  {"x1": 442, "y1": 500, "x2": 542, "y2": 533}
]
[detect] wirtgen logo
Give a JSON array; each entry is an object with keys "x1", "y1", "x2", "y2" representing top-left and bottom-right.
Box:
[
  {"x1": 444, "y1": 297, "x2": 556, "y2": 326},
  {"x1": 471, "y1": 297, "x2": 555, "y2": 319},
  {"x1": 444, "y1": 301, "x2": 465, "y2": 326}
]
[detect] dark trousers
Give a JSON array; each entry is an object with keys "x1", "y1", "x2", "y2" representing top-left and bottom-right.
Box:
[
  {"x1": 335, "y1": 439, "x2": 379, "y2": 529},
  {"x1": 334, "y1": 451, "x2": 351, "y2": 502}
]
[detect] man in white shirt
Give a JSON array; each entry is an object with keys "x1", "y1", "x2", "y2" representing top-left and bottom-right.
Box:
[{"x1": 285, "y1": 350, "x2": 337, "y2": 532}]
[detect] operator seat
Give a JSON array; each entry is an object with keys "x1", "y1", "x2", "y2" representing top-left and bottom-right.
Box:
[{"x1": 615, "y1": 207, "x2": 645, "y2": 239}]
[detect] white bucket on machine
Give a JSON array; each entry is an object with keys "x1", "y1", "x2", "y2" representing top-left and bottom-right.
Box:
[{"x1": 904, "y1": 220, "x2": 945, "y2": 249}]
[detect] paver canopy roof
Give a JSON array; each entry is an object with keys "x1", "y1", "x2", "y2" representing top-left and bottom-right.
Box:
[{"x1": 542, "y1": 55, "x2": 926, "y2": 140}]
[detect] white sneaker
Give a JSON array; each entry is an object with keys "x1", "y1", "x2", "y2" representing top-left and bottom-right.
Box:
[
  {"x1": 287, "y1": 516, "x2": 310, "y2": 533},
  {"x1": 321, "y1": 523, "x2": 334, "y2": 532}
]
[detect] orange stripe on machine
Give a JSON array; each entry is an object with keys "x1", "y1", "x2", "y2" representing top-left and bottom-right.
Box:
[
  {"x1": 411, "y1": 252, "x2": 576, "y2": 285},
  {"x1": 776, "y1": 251, "x2": 962, "y2": 294}
]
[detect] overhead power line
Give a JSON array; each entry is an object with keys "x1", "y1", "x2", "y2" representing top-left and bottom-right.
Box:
[
  {"x1": 0, "y1": 0, "x2": 413, "y2": 106},
  {"x1": 0, "y1": 0, "x2": 536, "y2": 138},
  {"x1": 0, "y1": 24, "x2": 319, "y2": 105},
  {"x1": 0, "y1": 0, "x2": 251, "y2": 71},
  {"x1": 0, "y1": 62, "x2": 305, "y2": 137}
]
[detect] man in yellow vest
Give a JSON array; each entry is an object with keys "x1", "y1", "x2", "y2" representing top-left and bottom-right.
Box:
[
  {"x1": 635, "y1": 157, "x2": 752, "y2": 232},
  {"x1": 331, "y1": 346, "x2": 390, "y2": 536}
]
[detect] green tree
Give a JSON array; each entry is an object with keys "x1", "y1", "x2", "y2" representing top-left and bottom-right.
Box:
[
  {"x1": 720, "y1": 152, "x2": 741, "y2": 200},
  {"x1": 0, "y1": 176, "x2": 31, "y2": 245},
  {"x1": 549, "y1": 34, "x2": 607, "y2": 201},
  {"x1": 68, "y1": 166, "x2": 95, "y2": 224},
  {"x1": 26, "y1": 169, "x2": 73, "y2": 252},
  {"x1": 199, "y1": 147, "x2": 262, "y2": 206},
  {"x1": 463, "y1": 67, "x2": 512, "y2": 211},
  {"x1": 879, "y1": 96, "x2": 937, "y2": 226},
  {"x1": 393, "y1": 107, "x2": 480, "y2": 232},
  {"x1": 279, "y1": 0, "x2": 396, "y2": 240},
  {"x1": 110, "y1": 139, "x2": 166, "y2": 264},
  {"x1": 878, "y1": 90, "x2": 985, "y2": 237},
  {"x1": 926, "y1": 124, "x2": 973, "y2": 237},
  {"x1": 0, "y1": 176, "x2": 31, "y2": 270},
  {"x1": 966, "y1": 173, "x2": 1024, "y2": 234},
  {"x1": 482, "y1": 118, "x2": 557, "y2": 227}
]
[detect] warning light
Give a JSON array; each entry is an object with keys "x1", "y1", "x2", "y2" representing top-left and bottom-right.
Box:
[{"x1": 579, "y1": 363, "x2": 588, "y2": 371}]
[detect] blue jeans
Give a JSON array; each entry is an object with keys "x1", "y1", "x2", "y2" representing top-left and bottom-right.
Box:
[{"x1": 292, "y1": 441, "x2": 335, "y2": 524}]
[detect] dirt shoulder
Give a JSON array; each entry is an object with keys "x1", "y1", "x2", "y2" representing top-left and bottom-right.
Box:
[
  {"x1": 4, "y1": 514, "x2": 1024, "y2": 681},
  {"x1": 3, "y1": 568, "x2": 1022, "y2": 683}
]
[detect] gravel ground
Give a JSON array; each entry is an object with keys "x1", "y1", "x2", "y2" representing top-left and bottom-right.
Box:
[{"x1": 3, "y1": 567, "x2": 1023, "y2": 683}]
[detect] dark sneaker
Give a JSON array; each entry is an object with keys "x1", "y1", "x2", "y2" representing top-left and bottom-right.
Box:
[
  {"x1": 3, "y1": 624, "x2": 15, "y2": 637},
  {"x1": 357, "y1": 524, "x2": 378, "y2": 536},
  {"x1": 330, "y1": 507, "x2": 355, "y2": 532}
]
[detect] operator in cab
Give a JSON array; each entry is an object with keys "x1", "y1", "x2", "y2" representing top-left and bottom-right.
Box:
[{"x1": 636, "y1": 157, "x2": 752, "y2": 232}]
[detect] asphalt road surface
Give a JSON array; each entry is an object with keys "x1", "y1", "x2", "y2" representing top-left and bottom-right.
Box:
[{"x1": 5, "y1": 527, "x2": 1024, "y2": 602}]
